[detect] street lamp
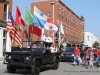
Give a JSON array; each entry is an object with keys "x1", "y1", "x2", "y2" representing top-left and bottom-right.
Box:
[
  {"x1": 51, "y1": 2, "x2": 55, "y2": 23},
  {"x1": 50, "y1": 2, "x2": 55, "y2": 45}
]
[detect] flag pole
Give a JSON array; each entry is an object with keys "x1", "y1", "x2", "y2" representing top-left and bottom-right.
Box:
[{"x1": 32, "y1": 25, "x2": 33, "y2": 42}]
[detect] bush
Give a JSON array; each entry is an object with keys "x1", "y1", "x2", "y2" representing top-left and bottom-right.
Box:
[{"x1": 92, "y1": 41, "x2": 99, "y2": 48}]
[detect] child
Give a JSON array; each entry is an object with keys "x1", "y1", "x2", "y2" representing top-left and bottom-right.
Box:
[{"x1": 87, "y1": 51, "x2": 94, "y2": 69}]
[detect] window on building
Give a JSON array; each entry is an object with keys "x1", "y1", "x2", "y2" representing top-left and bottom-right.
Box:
[
  {"x1": 82, "y1": 36, "x2": 84, "y2": 42},
  {"x1": 77, "y1": 22, "x2": 79, "y2": 27},
  {"x1": 48, "y1": 12, "x2": 51, "y2": 17},
  {"x1": 71, "y1": 31, "x2": 73, "y2": 38},
  {"x1": 59, "y1": 8, "x2": 61, "y2": 18},
  {"x1": 66, "y1": 29, "x2": 67, "y2": 37},
  {"x1": 71, "y1": 18, "x2": 72, "y2": 25},
  {"x1": 76, "y1": 21, "x2": 77, "y2": 27},
  {"x1": 68, "y1": 15, "x2": 70, "y2": 23},
  {"x1": 66, "y1": 13, "x2": 68, "y2": 22},
  {"x1": 3, "y1": 30, "x2": 7, "y2": 38},
  {"x1": 73, "y1": 31, "x2": 74, "y2": 38},
  {"x1": 66, "y1": 28, "x2": 69, "y2": 37},
  {"x1": 80, "y1": 23, "x2": 81, "y2": 30},
  {"x1": 73, "y1": 19, "x2": 74, "y2": 26},
  {"x1": 87, "y1": 35, "x2": 89, "y2": 41},
  {"x1": 70, "y1": 30, "x2": 71, "y2": 38},
  {"x1": 76, "y1": 21, "x2": 78, "y2": 27},
  {"x1": 72, "y1": 31, "x2": 74, "y2": 39},
  {"x1": 62, "y1": 10, "x2": 64, "y2": 19},
  {"x1": 82, "y1": 25, "x2": 84, "y2": 30},
  {"x1": 79, "y1": 34, "x2": 81, "y2": 40},
  {"x1": 77, "y1": 34, "x2": 79, "y2": 40},
  {"x1": 80, "y1": 34, "x2": 82, "y2": 41},
  {"x1": 4, "y1": 4, "x2": 7, "y2": 21},
  {"x1": 68, "y1": 29, "x2": 70, "y2": 37}
]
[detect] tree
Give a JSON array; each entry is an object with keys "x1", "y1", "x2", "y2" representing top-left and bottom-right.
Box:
[{"x1": 92, "y1": 41, "x2": 99, "y2": 48}]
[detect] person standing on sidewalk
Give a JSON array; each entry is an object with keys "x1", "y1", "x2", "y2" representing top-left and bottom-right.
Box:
[{"x1": 73, "y1": 46, "x2": 80, "y2": 66}]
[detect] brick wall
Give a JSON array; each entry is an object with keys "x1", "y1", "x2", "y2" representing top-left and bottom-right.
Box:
[{"x1": 0, "y1": 0, "x2": 12, "y2": 20}]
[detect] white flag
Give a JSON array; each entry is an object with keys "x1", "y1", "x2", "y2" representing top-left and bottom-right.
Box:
[{"x1": 60, "y1": 22, "x2": 64, "y2": 34}]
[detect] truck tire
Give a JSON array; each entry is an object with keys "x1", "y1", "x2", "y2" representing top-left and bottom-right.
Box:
[
  {"x1": 31, "y1": 60, "x2": 41, "y2": 75},
  {"x1": 52, "y1": 58, "x2": 59, "y2": 70},
  {"x1": 7, "y1": 65, "x2": 16, "y2": 73}
]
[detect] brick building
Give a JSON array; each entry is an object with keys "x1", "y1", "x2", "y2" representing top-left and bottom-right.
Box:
[
  {"x1": 31, "y1": 0, "x2": 84, "y2": 47},
  {"x1": 0, "y1": 0, "x2": 12, "y2": 57}
]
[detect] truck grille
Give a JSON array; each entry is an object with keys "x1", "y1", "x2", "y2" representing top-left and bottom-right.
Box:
[
  {"x1": 11, "y1": 54, "x2": 24, "y2": 63},
  {"x1": 12, "y1": 54, "x2": 21, "y2": 59}
]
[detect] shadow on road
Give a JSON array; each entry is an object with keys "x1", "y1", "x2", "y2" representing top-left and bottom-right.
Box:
[
  {"x1": 3, "y1": 65, "x2": 53, "y2": 75},
  {"x1": 40, "y1": 65, "x2": 53, "y2": 72}
]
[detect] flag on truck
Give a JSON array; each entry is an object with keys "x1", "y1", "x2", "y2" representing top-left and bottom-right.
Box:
[
  {"x1": 15, "y1": 6, "x2": 27, "y2": 38},
  {"x1": 28, "y1": 26, "x2": 41, "y2": 37},
  {"x1": 7, "y1": 12, "x2": 22, "y2": 48},
  {"x1": 33, "y1": 6, "x2": 58, "y2": 32},
  {"x1": 25, "y1": 7, "x2": 42, "y2": 37}
]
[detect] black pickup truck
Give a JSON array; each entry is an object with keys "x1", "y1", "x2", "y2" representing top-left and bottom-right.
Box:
[{"x1": 4, "y1": 41, "x2": 60, "y2": 75}]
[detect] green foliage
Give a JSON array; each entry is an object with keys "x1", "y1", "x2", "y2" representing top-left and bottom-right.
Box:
[{"x1": 92, "y1": 41, "x2": 99, "y2": 48}]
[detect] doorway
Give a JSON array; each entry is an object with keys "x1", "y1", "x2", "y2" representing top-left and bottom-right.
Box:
[{"x1": 3, "y1": 29, "x2": 7, "y2": 56}]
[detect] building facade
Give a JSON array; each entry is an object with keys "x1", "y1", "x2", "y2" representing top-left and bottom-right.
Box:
[
  {"x1": 83, "y1": 32, "x2": 96, "y2": 47},
  {"x1": 31, "y1": 0, "x2": 84, "y2": 47},
  {"x1": 0, "y1": 0, "x2": 12, "y2": 57}
]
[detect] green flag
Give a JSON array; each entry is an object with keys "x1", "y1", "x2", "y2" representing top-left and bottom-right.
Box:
[{"x1": 25, "y1": 7, "x2": 33, "y2": 25}]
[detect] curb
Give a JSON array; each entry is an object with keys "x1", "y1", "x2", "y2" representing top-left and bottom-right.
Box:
[{"x1": 0, "y1": 61, "x2": 3, "y2": 64}]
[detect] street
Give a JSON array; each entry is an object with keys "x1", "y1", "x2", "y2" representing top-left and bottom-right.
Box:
[{"x1": 0, "y1": 62, "x2": 100, "y2": 75}]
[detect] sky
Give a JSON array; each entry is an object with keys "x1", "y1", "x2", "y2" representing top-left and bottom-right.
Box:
[{"x1": 12, "y1": 0, "x2": 100, "y2": 38}]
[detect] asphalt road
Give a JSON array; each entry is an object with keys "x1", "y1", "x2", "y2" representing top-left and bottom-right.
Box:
[{"x1": 0, "y1": 62, "x2": 100, "y2": 75}]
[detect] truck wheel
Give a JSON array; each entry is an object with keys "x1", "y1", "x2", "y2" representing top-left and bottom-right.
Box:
[
  {"x1": 31, "y1": 60, "x2": 40, "y2": 75},
  {"x1": 7, "y1": 65, "x2": 16, "y2": 73},
  {"x1": 52, "y1": 58, "x2": 59, "y2": 70}
]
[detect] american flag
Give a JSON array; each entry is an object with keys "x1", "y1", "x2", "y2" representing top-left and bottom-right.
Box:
[
  {"x1": 7, "y1": 12, "x2": 15, "y2": 31},
  {"x1": 7, "y1": 12, "x2": 22, "y2": 48}
]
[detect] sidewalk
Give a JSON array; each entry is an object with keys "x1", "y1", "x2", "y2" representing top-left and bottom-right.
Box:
[
  {"x1": 0, "y1": 61, "x2": 3, "y2": 64},
  {"x1": 0, "y1": 57, "x2": 4, "y2": 65}
]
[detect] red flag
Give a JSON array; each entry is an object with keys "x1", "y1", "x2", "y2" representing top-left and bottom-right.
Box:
[
  {"x1": 29, "y1": 26, "x2": 41, "y2": 37},
  {"x1": 15, "y1": 6, "x2": 21, "y2": 25},
  {"x1": 15, "y1": 6, "x2": 28, "y2": 38}
]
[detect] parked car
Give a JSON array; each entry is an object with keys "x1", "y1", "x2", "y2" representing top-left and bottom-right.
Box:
[{"x1": 61, "y1": 47, "x2": 85, "y2": 61}]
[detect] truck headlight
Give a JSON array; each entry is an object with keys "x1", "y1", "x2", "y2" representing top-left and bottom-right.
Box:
[
  {"x1": 8, "y1": 56, "x2": 11, "y2": 59},
  {"x1": 26, "y1": 56, "x2": 31, "y2": 60},
  {"x1": 61, "y1": 54, "x2": 64, "y2": 56}
]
